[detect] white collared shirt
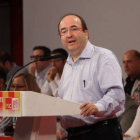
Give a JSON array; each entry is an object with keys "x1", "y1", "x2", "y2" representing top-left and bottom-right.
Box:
[
  {"x1": 35, "y1": 65, "x2": 51, "y2": 89},
  {"x1": 58, "y1": 41, "x2": 125, "y2": 128},
  {"x1": 41, "y1": 74, "x2": 60, "y2": 97}
]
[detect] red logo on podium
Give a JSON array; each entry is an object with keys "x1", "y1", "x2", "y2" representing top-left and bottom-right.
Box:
[
  {"x1": 5, "y1": 98, "x2": 12, "y2": 109},
  {"x1": 5, "y1": 97, "x2": 19, "y2": 110}
]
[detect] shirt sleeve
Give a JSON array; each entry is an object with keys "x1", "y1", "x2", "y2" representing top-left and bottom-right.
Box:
[
  {"x1": 95, "y1": 52, "x2": 125, "y2": 117},
  {"x1": 49, "y1": 80, "x2": 58, "y2": 97},
  {"x1": 41, "y1": 80, "x2": 52, "y2": 96}
]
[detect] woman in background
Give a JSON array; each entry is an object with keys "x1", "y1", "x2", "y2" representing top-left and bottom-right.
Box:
[
  {"x1": 10, "y1": 72, "x2": 40, "y2": 92},
  {"x1": 3, "y1": 72, "x2": 40, "y2": 137}
]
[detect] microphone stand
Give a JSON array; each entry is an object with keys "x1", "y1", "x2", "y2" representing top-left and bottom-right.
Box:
[{"x1": 5, "y1": 54, "x2": 62, "y2": 91}]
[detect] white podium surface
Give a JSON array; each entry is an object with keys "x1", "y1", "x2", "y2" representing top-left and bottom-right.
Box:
[
  {"x1": 21, "y1": 91, "x2": 81, "y2": 116},
  {"x1": 0, "y1": 91, "x2": 81, "y2": 140}
]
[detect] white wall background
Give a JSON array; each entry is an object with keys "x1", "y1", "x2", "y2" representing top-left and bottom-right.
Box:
[{"x1": 23, "y1": 0, "x2": 140, "y2": 78}]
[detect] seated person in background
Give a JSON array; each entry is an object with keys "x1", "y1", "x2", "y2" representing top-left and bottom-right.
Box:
[
  {"x1": 123, "y1": 50, "x2": 140, "y2": 98},
  {"x1": 0, "y1": 66, "x2": 6, "y2": 91},
  {"x1": 41, "y1": 48, "x2": 68, "y2": 97},
  {"x1": 0, "y1": 51, "x2": 28, "y2": 84},
  {"x1": 9, "y1": 72, "x2": 41, "y2": 137},
  {"x1": 29, "y1": 46, "x2": 51, "y2": 89},
  {"x1": 124, "y1": 106, "x2": 140, "y2": 139},
  {"x1": 120, "y1": 50, "x2": 140, "y2": 133},
  {"x1": 10, "y1": 72, "x2": 40, "y2": 93}
]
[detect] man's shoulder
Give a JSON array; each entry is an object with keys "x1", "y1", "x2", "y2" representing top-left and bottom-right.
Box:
[
  {"x1": 94, "y1": 45, "x2": 113, "y2": 56},
  {"x1": 92, "y1": 45, "x2": 116, "y2": 61}
]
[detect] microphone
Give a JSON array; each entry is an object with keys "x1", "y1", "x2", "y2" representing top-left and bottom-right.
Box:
[
  {"x1": 5, "y1": 55, "x2": 63, "y2": 91},
  {"x1": 40, "y1": 54, "x2": 62, "y2": 61}
]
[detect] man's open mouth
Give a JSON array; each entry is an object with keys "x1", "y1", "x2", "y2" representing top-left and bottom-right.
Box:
[{"x1": 68, "y1": 40, "x2": 76, "y2": 43}]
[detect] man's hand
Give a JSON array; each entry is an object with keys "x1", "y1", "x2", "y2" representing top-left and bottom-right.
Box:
[
  {"x1": 80, "y1": 102, "x2": 98, "y2": 117},
  {"x1": 47, "y1": 67, "x2": 57, "y2": 82},
  {"x1": 29, "y1": 63, "x2": 36, "y2": 76}
]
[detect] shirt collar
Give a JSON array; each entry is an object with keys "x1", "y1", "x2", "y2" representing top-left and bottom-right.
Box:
[{"x1": 67, "y1": 41, "x2": 94, "y2": 65}]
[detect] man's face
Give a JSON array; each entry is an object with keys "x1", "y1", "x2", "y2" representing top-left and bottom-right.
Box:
[
  {"x1": 123, "y1": 52, "x2": 140, "y2": 78},
  {"x1": 32, "y1": 49, "x2": 48, "y2": 71},
  {"x1": 49, "y1": 53, "x2": 65, "y2": 73},
  {"x1": 59, "y1": 15, "x2": 88, "y2": 56}
]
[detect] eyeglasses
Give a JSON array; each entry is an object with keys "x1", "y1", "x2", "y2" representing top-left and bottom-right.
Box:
[
  {"x1": 58, "y1": 27, "x2": 84, "y2": 36},
  {"x1": 49, "y1": 58, "x2": 62, "y2": 64},
  {"x1": 10, "y1": 85, "x2": 26, "y2": 89},
  {"x1": 30, "y1": 55, "x2": 44, "y2": 60}
]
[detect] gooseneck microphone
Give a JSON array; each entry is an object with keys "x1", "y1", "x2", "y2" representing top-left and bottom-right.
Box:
[
  {"x1": 6, "y1": 55, "x2": 62, "y2": 91},
  {"x1": 39, "y1": 54, "x2": 62, "y2": 61}
]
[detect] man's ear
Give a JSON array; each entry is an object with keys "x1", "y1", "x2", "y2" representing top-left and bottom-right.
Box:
[{"x1": 85, "y1": 30, "x2": 89, "y2": 40}]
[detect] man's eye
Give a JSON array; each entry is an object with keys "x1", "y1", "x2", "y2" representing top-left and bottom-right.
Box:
[
  {"x1": 71, "y1": 28, "x2": 78, "y2": 31},
  {"x1": 61, "y1": 30, "x2": 67, "y2": 33}
]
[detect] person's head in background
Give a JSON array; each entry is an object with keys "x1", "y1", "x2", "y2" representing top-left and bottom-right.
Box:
[
  {"x1": 0, "y1": 66, "x2": 6, "y2": 91},
  {"x1": 30, "y1": 46, "x2": 51, "y2": 73},
  {"x1": 0, "y1": 51, "x2": 12, "y2": 73},
  {"x1": 49, "y1": 48, "x2": 68, "y2": 76},
  {"x1": 10, "y1": 72, "x2": 40, "y2": 92},
  {"x1": 123, "y1": 50, "x2": 140, "y2": 81}
]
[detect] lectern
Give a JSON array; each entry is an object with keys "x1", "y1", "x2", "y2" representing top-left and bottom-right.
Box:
[{"x1": 0, "y1": 91, "x2": 81, "y2": 140}]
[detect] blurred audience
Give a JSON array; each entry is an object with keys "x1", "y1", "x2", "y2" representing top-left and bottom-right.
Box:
[
  {"x1": 0, "y1": 66, "x2": 6, "y2": 91},
  {"x1": 0, "y1": 51, "x2": 27, "y2": 84},
  {"x1": 41, "y1": 48, "x2": 68, "y2": 97},
  {"x1": 29, "y1": 46, "x2": 51, "y2": 89}
]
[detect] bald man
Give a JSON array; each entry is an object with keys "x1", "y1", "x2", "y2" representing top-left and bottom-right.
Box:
[
  {"x1": 123, "y1": 50, "x2": 140, "y2": 97},
  {"x1": 120, "y1": 50, "x2": 140, "y2": 133}
]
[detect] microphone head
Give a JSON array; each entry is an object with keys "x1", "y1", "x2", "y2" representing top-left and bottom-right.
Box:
[{"x1": 39, "y1": 55, "x2": 63, "y2": 61}]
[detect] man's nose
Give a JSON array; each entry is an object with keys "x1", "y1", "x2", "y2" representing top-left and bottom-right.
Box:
[
  {"x1": 124, "y1": 62, "x2": 128, "y2": 68},
  {"x1": 67, "y1": 30, "x2": 73, "y2": 37},
  {"x1": 51, "y1": 61, "x2": 56, "y2": 67}
]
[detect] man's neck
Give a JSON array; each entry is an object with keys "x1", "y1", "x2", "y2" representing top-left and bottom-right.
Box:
[
  {"x1": 70, "y1": 41, "x2": 87, "y2": 62},
  {"x1": 70, "y1": 51, "x2": 82, "y2": 62}
]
